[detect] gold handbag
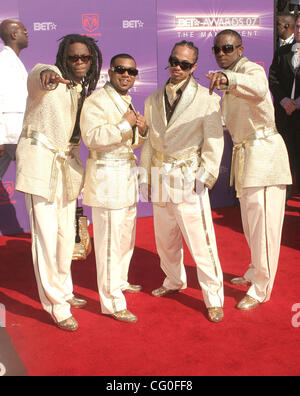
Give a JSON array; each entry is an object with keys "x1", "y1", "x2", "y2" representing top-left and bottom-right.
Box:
[{"x1": 72, "y1": 207, "x2": 92, "y2": 261}]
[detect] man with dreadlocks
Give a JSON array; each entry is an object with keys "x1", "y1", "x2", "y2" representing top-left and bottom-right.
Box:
[{"x1": 16, "y1": 34, "x2": 102, "y2": 332}]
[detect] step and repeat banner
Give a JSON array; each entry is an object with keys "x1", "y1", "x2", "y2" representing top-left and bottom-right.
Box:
[{"x1": 0, "y1": 0, "x2": 274, "y2": 235}]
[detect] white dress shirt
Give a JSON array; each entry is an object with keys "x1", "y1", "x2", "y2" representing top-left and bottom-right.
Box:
[
  {"x1": 279, "y1": 34, "x2": 295, "y2": 47},
  {"x1": 291, "y1": 43, "x2": 300, "y2": 69},
  {"x1": 291, "y1": 43, "x2": 300, "y2": 103},
  {"x1": 280, "y1": 43, "x2": 300, "y2": 108},
  {"x1": 0, "y1": 46, "x2": 28, "y2": 145}
]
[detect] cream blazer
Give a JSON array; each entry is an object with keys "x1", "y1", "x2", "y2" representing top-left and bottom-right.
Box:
[
  {"x1": 80, "y1": 82, "x2": 146, "y2": 209},
  {"x1": 16, "y1": 64, "x2": 84, "y2": 202},
  {"x1": 221, "y1": 57, "x2": 292, "y2": 193},
  {"x1": 140, "y1": 77, "x2": 224, "y2": 205}
]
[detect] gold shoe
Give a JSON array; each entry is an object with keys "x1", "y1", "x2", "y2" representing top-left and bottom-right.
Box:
[
  {"x1": 123, "y1": 284, "x2": 142, "y2": 293},
  {"x1": 151, "y1": 286, "x2": 180, "y2": 297},
  {"x1": 207, "y1": 307, "x2": 224, "y2": 323},
  {"x1": 67, "y1": 296, "x2": 87, "y2": 309},
  {"x1": 57, "y1": 316, "x2": 78, "y2": 332},
  {"x1": 231, "y1": 277, "x2": 251, "y2": 286},
  {"x1": 237, "y1": 295, "x2": 260, "y2": 310},
  {"x1": 112, "y1": 309, "x2": 138, "y2": 323}
]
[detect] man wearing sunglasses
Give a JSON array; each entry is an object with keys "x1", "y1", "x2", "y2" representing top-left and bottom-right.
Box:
[
  {"x1": 140, "y1": 41, "x2": 225, "y2": 323},
  {"x1": 207, "y1": 29, "x2": 292, "y2": 311},
  {"x1": 16, "y1": 34, "x2": 102, "y2": 332},
  {"x1": 80, "y1": 54, "x2": 147, "y2": 324}
]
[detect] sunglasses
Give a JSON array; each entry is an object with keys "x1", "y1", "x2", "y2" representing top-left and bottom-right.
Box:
[
  {"x1": 212, "y1": 44, "x2": 241, "y2": 55},
  {"x1": 168, "y1": 56, "x2": 195, "y2": 71},
  {"x1": 111, "y1": 65, "x2": 139, "y2": 76},
  {"x1": 68, "y1": 55, "x2": 92, "y2": 63}
]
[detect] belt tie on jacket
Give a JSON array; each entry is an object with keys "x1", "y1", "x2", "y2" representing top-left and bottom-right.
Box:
[
  {"x1": 25, "y1": 128, "x2": 75, "y2": 202},
  {"x1": 230, "y1": 127, "x2": 278, "y2": 198}
]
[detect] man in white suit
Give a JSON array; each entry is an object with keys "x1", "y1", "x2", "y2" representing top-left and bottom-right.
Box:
[
  {"x1": 0, "y1": 20, "x2": 28, "y2": 177},
  {"x1": 81, "y1": 54, "x2": 148, "y2": 323},
  {"x1": 140, "y1": 41, "x2": 225, "y2": 323},
  {"x1": 16, "y1": 34, "x2": 102, "y2": 331},
  {"x1": 207, "y1": 29, "x2": 292, "y2": 310}
]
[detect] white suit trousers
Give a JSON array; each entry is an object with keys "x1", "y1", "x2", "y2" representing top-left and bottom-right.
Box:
[
  {"x1": 153, "y1": 189, "x2": 224, "y2": 308},
  {"x1": 92, "y1": 205, "x2": 137, "y2": 314},
  {"x1": 25, "y1": 166, "x2": 76, "y2": 323},
  {"x1": 239, "y1": 185, "x2": 286, "y2": 302}
]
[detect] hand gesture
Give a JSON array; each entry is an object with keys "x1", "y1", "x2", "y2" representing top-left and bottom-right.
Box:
[
  {"x1": 206, "y1": 72, "x2": 228, "y2": 95},
  {"x1": 123, "y1": 109, "x2": 137, "y2": 128},
  {"x1": 136, "y1": 112, "x2": 147, "y2": 136},
  {"x1": 40, "y1": 70, "x2": 70, "y2": 90},
  {"x1": 282, "y1": 99, "x2": 297, "y2": 116},
  {"x1": 194, "y1": 179, "x2": 206, "y2": 195}
]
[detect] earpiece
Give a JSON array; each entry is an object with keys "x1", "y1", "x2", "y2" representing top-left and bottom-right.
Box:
[{"x1": 284, "y1": 24, "x2": 289, "y2": 29}]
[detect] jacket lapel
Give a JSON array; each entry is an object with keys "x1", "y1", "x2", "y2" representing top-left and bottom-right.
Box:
[
  {"x1": 155, "y1": 88, "x2": 168, "y2": 127},
  {"x1": 232, "y1": 56, "x2": 249, "y2": 72},
  {"x1": 69, "y1": 86, "x2": 79, "y2": 141},
  {"x1": 287, "y1": 51, "x2": 295, "y2": 73},
  {"x1": 104, "y1": 82, "x2": 141, "y2": 145},
  {"x1": 127, "y1": 99, "x2": 140, "y2": 145},
  {"x1": 104, "y1": 82, "x2": 128, "y2": 116},
  {"x1": 167, "y1": 76, "x2": 198, "y2": 128}
]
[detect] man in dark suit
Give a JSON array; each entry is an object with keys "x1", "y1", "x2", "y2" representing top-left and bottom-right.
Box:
[
  {"x1": 276, "y1": 0, "x2": 289, "y2": 13},
  {"x1": 276, "y1": 13, "x2": 295, "y2": 50},
  {"x1": 289, "y1": 0, "x2": 300, "y2": 14},
  {"x1": 269, "y1": 14, "x2": 300, "y2": 197}
]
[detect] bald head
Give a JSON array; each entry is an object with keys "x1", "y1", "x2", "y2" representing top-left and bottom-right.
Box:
[
  {"x1": 0, "y1": 19, "x2": 20, "y2": 43},
  {"x1": 0, "y1": 19, "x2": 28, "y2": 54},
  {"x1": 276, "y1": 13, "x2": 296, "y2": 40}
]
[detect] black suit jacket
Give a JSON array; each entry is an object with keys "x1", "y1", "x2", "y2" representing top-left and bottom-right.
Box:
[{"x1": 269, "y1": 42, "x2": 300, "y2": 132}]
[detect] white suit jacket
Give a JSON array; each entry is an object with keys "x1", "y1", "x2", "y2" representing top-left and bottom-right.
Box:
[
  {"x1": 16, "y1": 64, "x2": 84, "y2": 202},
  {"x1": 80, "y1": 82, "x2": 147, "y2": 209},
  {"x1": 0, "y1": 46, "x2": 28, "y2": 145},
  {"x1": 140, "y1": 76, "x2": 224, "y2": 206},
  {"x1": 221, "y1": 57, "x2": 292, "y2": 194}
]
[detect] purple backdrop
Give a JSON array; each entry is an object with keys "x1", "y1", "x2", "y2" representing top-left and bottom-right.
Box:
[
  {"x1": 157, "y1": 0, "x2": 274, "y2": 208},
  {"x1": 0, "y1": 0, "x2": 274, "y2": 235}
]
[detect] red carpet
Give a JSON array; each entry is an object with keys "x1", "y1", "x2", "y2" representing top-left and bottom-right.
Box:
[{"x1": 0, "y1": 193, "x2": 300, "y2": 376}]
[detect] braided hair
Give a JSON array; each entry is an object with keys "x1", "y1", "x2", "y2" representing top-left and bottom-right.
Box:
[
  {"x1": 55, "y1": 34, "x2": 102, "y2": 97},
  {"x1": 171, "y1": 40, "x2": 199, "y2": 63}
]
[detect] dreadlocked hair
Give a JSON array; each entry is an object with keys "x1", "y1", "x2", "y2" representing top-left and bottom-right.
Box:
[{"x1": 55, "y1": 34, "x2": 103, "y2": 98}]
